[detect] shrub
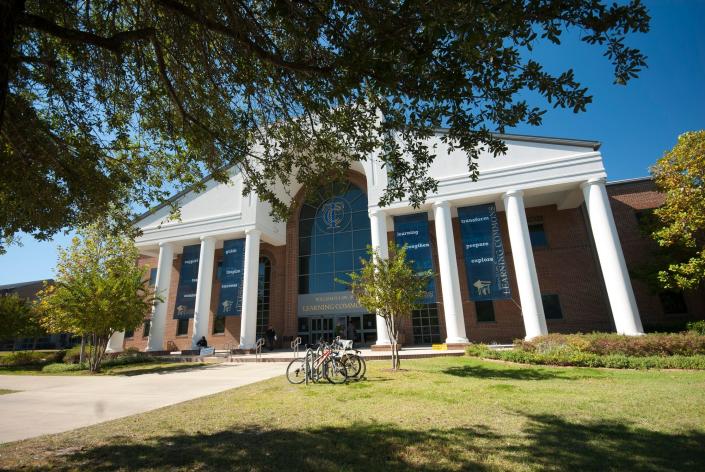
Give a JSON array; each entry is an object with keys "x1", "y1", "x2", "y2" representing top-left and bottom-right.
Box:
[
  {"x1": 0, "y1": 350, "x2": 66, "y2": 366},
  {"x1": 42, "y1": 362, "x2": 87, "y2": 373},
  {"x1": 687, "y1": 320, "x2": 705, "y2": 336},
  {"x1": 516, "y1": 332, "x2": 705, "y2": 357},
  {"x1": 63, "y1": 345, "x2": 86, "y2": 364},
  {"x1": 466, "y1": 343, "x2": 705, "y2": 370},
  {"x1": 102, "y1": 353, "x2": 155, "y2": 368}
]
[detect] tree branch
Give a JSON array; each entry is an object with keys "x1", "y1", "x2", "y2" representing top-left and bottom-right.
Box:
[
  {"x1": 154, "y1": 0, "x2": 331, "y2": 75},
  {"x1": 18, "y1": 13, "x2": 154, "y2": 53}
]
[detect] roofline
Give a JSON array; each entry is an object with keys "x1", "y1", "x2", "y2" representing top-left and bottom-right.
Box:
[
  {"x1": 132, "y1": 131, "x2": 603, "y2": 226},
  {"x1": 433, "y1": 129, "x2": 601, "y2": 150},
  {"x1": 132, "y1": 164, "x2": 235, "y2": 226},
  {"x1": 0, "y1": 279, "x2": 53, "y2": 291},
  {"x1": 606, "y1": 176, "x2": 652, "y2": 186}
]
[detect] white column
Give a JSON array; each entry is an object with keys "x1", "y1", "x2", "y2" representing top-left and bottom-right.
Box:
[
  {"x1": 239, "y1": 229, "x2": 261, "y2": 349},
  {"x1": 432, "y1": 201, "x2": 469, "y2": 344},
  {"x1": 105, "y1": 331, "x2": 125, "y2": 353},
  {"x1": 503, "y1": 190, "x2": 548, "y2": 340},
  {"x1": 369, "y1": 209, "x2": 391, "y2": 346},
  {"x1": 147, "y1": 242, "x2": 174, "y2": 351},
  {"x1": 581, "y1": 177, "x2": 644, "y2": 335},
  {"x1": 192, "y1": 236, "x2": 216, "y2": 348}
]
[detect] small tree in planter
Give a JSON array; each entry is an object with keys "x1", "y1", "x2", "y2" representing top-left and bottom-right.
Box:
[
  {"x1": 345, "y1": 243, "x2": 432, "y2": 370},
  {"x1": 37, "y1": 222, "x2": 156, "y2": 373}
]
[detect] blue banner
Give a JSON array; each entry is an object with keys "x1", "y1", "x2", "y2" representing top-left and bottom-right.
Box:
[
  {"x1": 173, "y1": 244, "x2": 200, "y2": 319},
  {"x1": 217, "y1": 239, "x2": 245, "y2": 316},
  {"x1": 458, "y1": 204, "x2": 511, "y2": 301},
  {"x1": 394, "y1": 213, "x2": 436, "y2": 303}
]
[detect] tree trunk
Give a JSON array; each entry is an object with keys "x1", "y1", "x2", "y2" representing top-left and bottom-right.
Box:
[
  {"x1": 79, "y1": 335, "x2": 85, "y2": 364},
  {"x1": 0, "y1": 0, "x2": 26, "y2": 128}
]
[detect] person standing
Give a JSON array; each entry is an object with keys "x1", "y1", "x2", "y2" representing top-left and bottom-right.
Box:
[{"x1": 265, "y1": 326, "x2": 276, "y2": 351}]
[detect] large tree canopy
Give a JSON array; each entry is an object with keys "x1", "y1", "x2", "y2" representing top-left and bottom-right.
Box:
[{"x1": 0, "y1": 0, "x2": 649, "y2": 252}]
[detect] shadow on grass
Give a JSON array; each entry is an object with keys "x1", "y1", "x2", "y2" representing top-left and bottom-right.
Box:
[
  {"x1": 19, "y1": 416, "x2": 705, "y2": 471},
  {"x1": 520, "y1": 414, "x2": 705, "y2": 471},
  {"x1": 442, "y1": 364, "x2": 573, "y2": 381},
  {"x1": 0, "y1": 365, "x2": 43, "y2": 374},
  {"x1": 107, "y1": 363, "x2": 211, "y2": 377}
]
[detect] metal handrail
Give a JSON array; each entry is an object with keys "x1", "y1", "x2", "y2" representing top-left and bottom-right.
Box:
[
  {"x1": 255, "y1": 337, "x2": 265, "y2": 362},
  {"x1": 291, "y1": 336, "x2": 302, "y2": 358}
]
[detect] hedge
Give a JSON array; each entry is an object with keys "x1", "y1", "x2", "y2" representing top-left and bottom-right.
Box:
[
  {"x1": 515, "y1": 332, "x2": 705, "y2": 357},
  {"x1": 0, "y1": 350, "x2": 65, "y2": 367},
  {"x1": 466, "y1": 331, "x2": 705, "y2": 370}
]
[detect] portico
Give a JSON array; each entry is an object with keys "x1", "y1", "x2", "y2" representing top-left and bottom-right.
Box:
[{"x1": 119, "y1": 132, "x2": 644, "y2": 353}]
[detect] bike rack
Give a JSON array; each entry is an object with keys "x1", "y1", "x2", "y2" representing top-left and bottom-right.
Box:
[
  {"x1": 255, "y1": 337, "x2": 265, "y2": 362},
  {"x1": 291, "y1": 336, "x2": 302, "y2": 358}
]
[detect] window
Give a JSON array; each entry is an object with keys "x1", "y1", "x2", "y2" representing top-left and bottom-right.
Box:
[
  {"x1": 412, "y1": 303, "x2": 442, "y2": 344},
  {"x1": 124, "y1": 329, "x2": 134, "y2": 339},
  {"x1": 148, "y1": 267, "x2": 158, "y2": 287},
  {"x1": 659, "y1": 291, "x2": 687, "y2": 315},
  {"x1": 298, "y1": 182, "x2": 370, "y2": 295},
  {"x1": 216, "y1": 261, "x2": 223, "y2": 280},
  {"x1": 212, "y1": 315, "x2": 225, "y2": 334},
  {"x1": 176, "y1": 318, "x2": 189, "y2": 336},
  {"x1": 475, "y1": 301, "x2": 495, "y2": 322},
  {"x1": 542, "y1": 294, "x2": 563, "y2": 320},
  {"x1": 142, "y1": 319, "x2": 151, "y2": 338},
  {"x1": 528, "y1": 217, "x2": 548, "y2": 248},
  {"x1": 257, "y1": 257, "x2": 272, "y2": 338}
]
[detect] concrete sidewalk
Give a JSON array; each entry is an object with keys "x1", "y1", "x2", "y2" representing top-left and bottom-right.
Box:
[
  {"x1": 226, "y1": 345, "x2": 467, "y2": 362},
  {"x1": 0, "y1": 363, "x2": 285, "y2": 444}
]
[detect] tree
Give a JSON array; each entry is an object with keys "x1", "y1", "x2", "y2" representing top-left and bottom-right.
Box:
[
  {"x1": 345, "y1": 243, "x2": 431, "y2": 370},
  {"x1": 36, "y1": 222, "x2": 156, "y2": 372},
  {"x1": 650, "y1": 130, "x2": 705, "y2": 290},
  {"x1": 1, "y1": 1, "x2": 650, "y2": 252},
  {"x1": 0, "y1": 293, "x2": 31, "y2": 350}
]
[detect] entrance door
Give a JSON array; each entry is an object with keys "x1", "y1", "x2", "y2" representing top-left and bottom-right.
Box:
[{"x1": 309, "y1": 317, "x2": 333, "y2": 344}]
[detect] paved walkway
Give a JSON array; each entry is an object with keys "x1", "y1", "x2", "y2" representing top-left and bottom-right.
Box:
[
  {"x1": 0, "y1": 363, "x2": 285, "y2": 444},
  {"x1": 225, "y1": 345, "x2": 467, "y2": 363}
]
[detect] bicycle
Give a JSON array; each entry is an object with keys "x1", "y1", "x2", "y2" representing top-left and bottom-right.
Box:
[
  {"x1": 332, "y1": 337, "x2": 366, "y2": 381},
  {"x1": 286, "y1": 340, "x2": 348, "y2": 385}
]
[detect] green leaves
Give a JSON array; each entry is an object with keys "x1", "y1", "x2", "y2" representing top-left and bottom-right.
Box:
[
  {"x1": 1, "y1": 1, "x2": 650, "y2": 248},
  {"x1": 36, "y1": 221, "x2": 157, "y2": 370},
  {"x1": 650, "y1": 130, "x2": 705, "y2": 290},
  {"x1": 345, "y1": 243, "x2": 432, "y2": 322}
]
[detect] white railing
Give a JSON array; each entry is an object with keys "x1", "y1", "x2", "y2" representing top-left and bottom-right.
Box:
[
  {"x1": 255, "y1": 337, "x2": 265, "y2": 362},
  {"x1": 291, "y1": 336, "x2": 302, "y2": 358}
]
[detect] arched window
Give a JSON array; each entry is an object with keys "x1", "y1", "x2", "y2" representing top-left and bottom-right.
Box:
[
  {"x1": 298, "y1": 182, "x2": 370, "y2": 294},
  {"x1": 256, "y1": 257, "x2": 272, "y2": 338}
]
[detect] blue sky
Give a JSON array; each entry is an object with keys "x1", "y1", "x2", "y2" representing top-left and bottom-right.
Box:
[{"x1": 1, "y1": 0, "x2": 703, "y2": 285}]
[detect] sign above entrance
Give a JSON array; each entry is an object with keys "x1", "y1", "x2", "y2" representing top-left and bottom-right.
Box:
[
  {"x1": 297, "y1": 291, "x2": 367, "y2": 316},
  {"x1": 458, "y1": 203, "x2": 511, "y2": 301}
]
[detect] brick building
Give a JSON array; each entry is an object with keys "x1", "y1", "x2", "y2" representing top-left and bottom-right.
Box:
[{"x1": 113, "y1": 133, "x2": 704, "y2": 353}]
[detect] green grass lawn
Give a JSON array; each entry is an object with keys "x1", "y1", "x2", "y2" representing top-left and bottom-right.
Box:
[
  {"x1": 0, "y1": 362, "x2": 207, "y2": 376},
  {"x1": 1, "y1": 356, "x2": 704, "y2": 471}
]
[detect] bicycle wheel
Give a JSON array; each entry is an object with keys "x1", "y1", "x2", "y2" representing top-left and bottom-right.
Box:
[
  {"x1": 324, "y1": 358, "x2": 348, "y2": 384},
  {"x1": 286, "y1": 358, "x2": 306, "y2": 384},
  {"x1": 341, "y1": 353, "x2": 364, "y2": 379}
]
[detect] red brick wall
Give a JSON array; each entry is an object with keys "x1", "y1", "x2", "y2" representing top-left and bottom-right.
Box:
[
  {"x1": 608, "y1": 179, "x2": 705, "y2": 328},
  {"x1": 126, "y1": 177, "x2": 704, "y2": 351}
]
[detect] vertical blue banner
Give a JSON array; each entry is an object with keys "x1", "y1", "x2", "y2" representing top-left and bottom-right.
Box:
[
  {"x1": 458, "y1": 203, "x2": 511, "y2": 301},
  {"x1": 173, "y1": 244, "x2": 200, "y2": 319},
  {"x1": 217, "y1": 238, "x2": 246, "y2": 316},
  {"x1": 394, "y1": 213, "x2": 436, "y2": 303}
]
